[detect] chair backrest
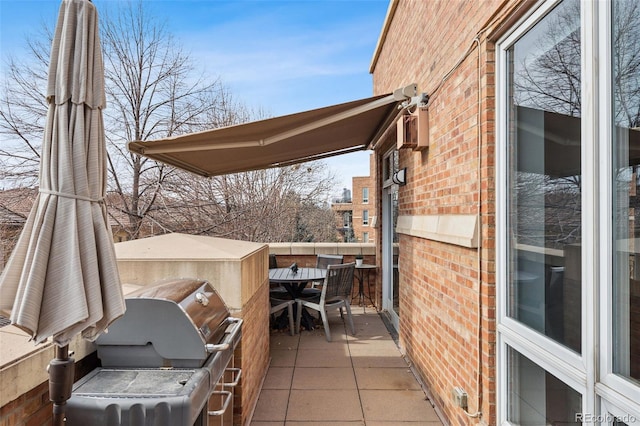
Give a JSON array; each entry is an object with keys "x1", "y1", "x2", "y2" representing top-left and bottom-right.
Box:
[
  {"x1": 316, "y1": 254, "x2": 344, "y2": 270},
  {"x1": 321, "y1": 263, "x2": 355, "y2": 300}
]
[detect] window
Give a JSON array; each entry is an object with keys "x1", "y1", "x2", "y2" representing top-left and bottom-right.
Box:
[
  {"x1": 611, "y1": 0, "x2": 640, "y2": 387},
  {"x1": 507, "y1": 346, "x2": 581, "y2": 424},
  {"x1": 505, "y1": 0, "x2": 582, "y2": 351},
  {"x1": 498, "y1": 0, "x2": 640, "y2": 420},
  {"x1": 362, "y1": 210, "x2": 369, "y2": 226},
  {"x1": 383, "y1": 150, "x2": 399, "y2": 188},
  {"x1": 362, "y1": 232, "x2": 369, "y2": 243},
  {"x1": 362, "y1": 187, "x2": 369, "y2": 204},
  {"x1": 342, "y1": 211, "x2": 352, "y2": 229}
]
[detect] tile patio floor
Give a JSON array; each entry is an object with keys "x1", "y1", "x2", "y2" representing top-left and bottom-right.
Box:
[{"x1": 250, "y1": 309, "x2": 444, "y2": 425}]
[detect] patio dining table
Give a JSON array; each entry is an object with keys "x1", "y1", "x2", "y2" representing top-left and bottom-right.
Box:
[
  {"x1": 268, "y1": 267, "x2": 326, "y2": 298},
  {"x1": 269, "y1": 267, "x2": 326, "y2": 330}
]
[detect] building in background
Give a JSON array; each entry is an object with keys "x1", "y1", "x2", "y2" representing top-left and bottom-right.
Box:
[{"x1": 332, "y1": 154, "x2": 376, "y2": 243}]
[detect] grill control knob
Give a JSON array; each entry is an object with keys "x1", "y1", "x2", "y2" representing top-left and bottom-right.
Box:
[{"x1": 195, "y1": 292, "x2": 209, "y2": 306}]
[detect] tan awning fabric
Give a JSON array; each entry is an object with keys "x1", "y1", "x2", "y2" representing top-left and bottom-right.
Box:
[{"x1": 128, "y1": 93, "x2": 401, "y2": 177}]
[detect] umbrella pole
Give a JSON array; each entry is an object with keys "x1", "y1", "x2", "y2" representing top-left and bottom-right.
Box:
[{"x1": 49, "y1": 344, "x2": 75, "y2": 425}]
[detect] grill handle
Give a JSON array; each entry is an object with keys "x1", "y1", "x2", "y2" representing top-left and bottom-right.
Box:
[
  {"x1": 207, "y1": 390, "x2": 232, "y2": 417},
  {"x1": 205, "y1": 342, "x2": 229, "y2": 352},
  {"x1": 223, "y1": 368, "x2": 242, "y2": 387},
  {"x1": 205, "y1": 317, "x2": 242, "y2": 353}
]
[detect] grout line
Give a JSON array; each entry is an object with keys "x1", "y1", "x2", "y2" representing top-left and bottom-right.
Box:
[
  {"x1": 283, "y1": 332, "x2": 301, "y2": 423},
  {"x1": 347, "y1": 312, "x2": 368, "y2": 425}
]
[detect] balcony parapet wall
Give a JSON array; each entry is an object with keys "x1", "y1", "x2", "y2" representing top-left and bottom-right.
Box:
[{"x1": 269, "y1": 242, "x2": 375, "y2": 257}]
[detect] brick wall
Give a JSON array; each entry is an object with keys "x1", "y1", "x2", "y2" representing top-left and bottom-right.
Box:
[
  {"x1": 0, "y1": 352, "x2": 98, "y2": 426},
  {"x1": 370, "y1": 0, "x2": 511, "y2": 423},
  {"x1": 0, "y1": 382, "x2": 51, "y2": 426},
  {"x1": 234, "y1": 280, "x2": 270, "y2": 426}
]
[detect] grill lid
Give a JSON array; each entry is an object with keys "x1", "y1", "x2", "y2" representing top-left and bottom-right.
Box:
[{"x1": 97, "y1": 278, "x2": 233, "y2": 367}]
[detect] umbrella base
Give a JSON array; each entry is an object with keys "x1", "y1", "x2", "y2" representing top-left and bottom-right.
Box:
[{"x1": 49, "y1": 345, "x2": 75, "y2": 426}]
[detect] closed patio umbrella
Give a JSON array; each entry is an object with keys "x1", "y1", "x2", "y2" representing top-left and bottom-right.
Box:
[{"x1": 0, "y1": 0, "x2": 125, "y2": 424}]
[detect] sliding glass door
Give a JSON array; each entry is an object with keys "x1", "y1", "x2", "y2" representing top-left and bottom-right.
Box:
[{"x1": 382, "y1": 149, "x2": 400, "y2": 330}]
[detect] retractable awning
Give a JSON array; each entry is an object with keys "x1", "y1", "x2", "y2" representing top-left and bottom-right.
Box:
[{"x1": 128, "y1": 92, "x2": 403, "y2": 177}]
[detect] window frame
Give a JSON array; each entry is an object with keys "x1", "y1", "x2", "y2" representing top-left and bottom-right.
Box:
[
  {"x1": 496, "y1": 0, "x2": 594, "y2": 421},
  {"x1": 362, "y1": 187, "x2": 369, "y2": 204},
  {"x1": 497, "y1": 0, "x2": 640, "y2": 421}
]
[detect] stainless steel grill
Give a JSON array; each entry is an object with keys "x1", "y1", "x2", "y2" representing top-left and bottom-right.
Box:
[{"x1": 66, "y1": 278, "x2": 242, "y2": 426}]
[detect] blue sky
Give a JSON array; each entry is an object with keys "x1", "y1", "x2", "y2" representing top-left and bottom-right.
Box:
[{"x1": 0, "y1": 0, "x2": 389, "y2": 192}]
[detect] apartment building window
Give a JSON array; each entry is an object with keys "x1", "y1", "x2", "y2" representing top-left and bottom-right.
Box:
[
  {"x1": 362, "y1": 187, "x2": 369, "y2": 204},
  {"x1": 497, "y1": 0, "x2": 640, "y2": 420},
  {"x1": 362, "y1": 210, "x2": 369, "y2": 226},
  {"x1": 342, "y1": 211, "x2": 352, "y2": 229},
  {"x1": 362, "y1": 232, "x2": 369, "y2": 243}
]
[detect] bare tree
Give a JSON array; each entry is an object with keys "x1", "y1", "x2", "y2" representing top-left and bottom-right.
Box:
[
  {"x1": 509, "y1": 0, "x2": 583, "y2": 250},
  {"x1": 513, "y1": 0, "x2": 581, "y2": 117},
  {"x1": 613, "y1": 0, "x2": 640, "y2": 128},
  {"x1": 152, "y1": 163, "x2": 339, "y2": 243},
  {"x1": 0, "y1": 27, "x2": 52, "y2": 187},
  {"x1": 1, "y1": 1, "x2": 341, "y2": 244},
  {"x1": 511, "y1": 0, "x2": 640, "y2": 250},
  {"x1": 98, "y1": 1, "x2": 252, "y2": 239},
  {"x1": 1, "y1": 2, "x2": 250, "y2": 239},
  {"x1": 514, "y1": 0, "x2": 640, "y2": 128}
]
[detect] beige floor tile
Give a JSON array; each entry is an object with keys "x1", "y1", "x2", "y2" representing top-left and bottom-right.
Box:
[
  {"x1": 360, "y1": 390, "x2": 440, "y2": 422},
  {"x1": 298, "y1": 336, "x2": 349, "y2": 348},
  {"x1": 348, "y1": 338, "x2": 400, "y2": 354},
  {"x1": 286, "y1": 422, "x2": 365, "y2": 426},
  {"x1": 354, "y1": 367, "x2": 421, "y2": 390},
  {"x1": 350, "y1": 355, "x2": 410, "y2": 368},
  {"x1": 351, "y1": 323, "x2": 392, "y2": 338},
  {"x1": 305, "y1": 321, "x2": 352, "y2": 340},
  {"x1": 298, "y1": 327, "x2": 333, "y2": 339},
  {"x1": 366, "y1": 422, "x2": 442, "y2": 426},
  {"x1": 270, "y1": 349, "x2": 297, "y2": 367},
  {"x1": 295, "y1": 348, "x2": 352, "y2": 368},
  {"x1": 348, "y1": 334, "x2": 394, "y2": 344},
  {"x1": 252, "y1": 389, "x2": 289, "y2": 421},
  {"x1": 286, "y1": 389, "x2": 363, "y2": 422},
  {"x1": 299, "y1": 330, "x2": 350, "y2": 343},
  {"x1": 350, "y1": 314, "x2": 388, "y2": 325},
  {"x1": 263, "y1": 367, "x2": 294, "y2": 389},
  {"x1": 253, "y1": 309, "x2": 444, "y2": 425},
  {"x1": 349, "y1": 339, "x2": 409, "y2": 368},
  {"x1": 270, "y1": 333, "x2": 300, "y2": 350},
  {"x1": 292, "y1": 367, "x2": 356, "y2": 389},
  {"x1": 350, "y1": 312, "x2": 383, "y2": 322},
  {"x1": 299, "y1": 330, "x2": 349, "y2": 346}
]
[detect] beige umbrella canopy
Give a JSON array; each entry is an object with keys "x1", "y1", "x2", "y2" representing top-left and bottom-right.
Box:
[
  {"x1": 0, "y1": 0, "x2": 124, "y2": 347},
  {"x1": 0, "y1": 0, "x2": 125, "y2": 393}
]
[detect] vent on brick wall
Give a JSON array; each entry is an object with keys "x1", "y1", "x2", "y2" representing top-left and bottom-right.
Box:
[{"x1": 396, "y1": 107, "x2": 429, "y2": 151}]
